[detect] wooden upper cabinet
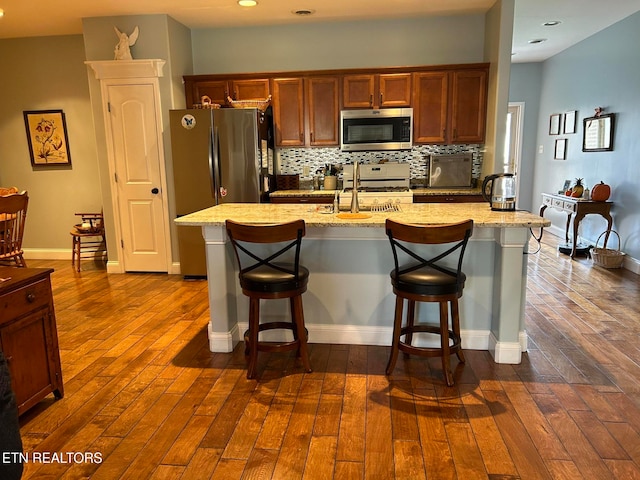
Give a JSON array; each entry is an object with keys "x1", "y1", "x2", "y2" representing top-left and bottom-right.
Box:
[
  {"x1": 450, "y1": 69, "x2": 487, "y2": 144},
  {"x1": 230, "y1": 78, "x2": 270, "y2": 101},
  {"x1": 272, "y1": 78, "x2": 305, "y2": 147},
  {"x1": 342, "y1": 74, "x2": 375, "y2": 108},
  {"x1": 272, "y1": 76, "x2": 339, "y2": 147},
  {"x1": 413, "y1": 72, "x2": 449, "y2": 143},
  {"x1": 413, "y1": 68, "x2": 487, "y2": 144},
  {"x1": 378, "y1": 73, "x2": 412, "y2": 108},
  {"x1": 186, "y1": 78, "x2": 270, "y2": 107},
  {"x1": 306, "y1": 76, "x2": 339, "y2": 146},
  {"x1": 343, "y1": 73, "x2": 411, "y2": 109},
  {"x1": 191, "y1": 80, "x2": 229, "y2": 106}
]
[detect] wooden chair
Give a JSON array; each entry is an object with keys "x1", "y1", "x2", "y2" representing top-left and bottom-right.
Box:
[
  {"x1": 226, "y1": 219, "x2": 312, "y2": 379},
  {"x1": 0, "y1": 191, "x2": 29, "y2": 267},
  {"x1": 70, "y1": 212, "x2": 107, "y2": 271},
  {"x1": 385, "y1": 218, "x2": 474, "y2": 386}
]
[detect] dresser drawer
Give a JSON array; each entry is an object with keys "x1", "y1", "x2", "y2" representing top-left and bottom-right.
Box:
[
  {"x1": 563, "y1": 201, "x2": 577, "y2": 212},
  {"x1": 552, "y1": 198, "x2": 564, "y2": 209},
  {"x1": 542, "y1": 195, "x2": 553, "y2": 206},
  {"x1": 0, "y1": 278, "x2": 51, "y2": 324}
]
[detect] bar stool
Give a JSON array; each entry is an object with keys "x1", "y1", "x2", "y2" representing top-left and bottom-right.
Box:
[
  {"x1": 385, "y1": 219, "x2": 474, "y2": 386},
  {"x1": 225, "y1": 219, "x2": 312, "y2": 379}
]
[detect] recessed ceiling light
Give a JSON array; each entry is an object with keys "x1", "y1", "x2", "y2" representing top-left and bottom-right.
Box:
[
  {"x1": 543, "y1": 20, "x2": 562, "y2": 27},
  {"x1": 528, "y1": 38, "x2": 547, "y2": 44},
  {"x1": 293, "y1": 9, "x2": 315, "y2": 16},
  {"x1": 238, "y1": 0, "x2": 257, "y2": 7}
]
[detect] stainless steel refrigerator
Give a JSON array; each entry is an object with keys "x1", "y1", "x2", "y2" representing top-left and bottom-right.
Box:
[{"x1": 170, "y1": 107, "x2": 275, "y2": 277}]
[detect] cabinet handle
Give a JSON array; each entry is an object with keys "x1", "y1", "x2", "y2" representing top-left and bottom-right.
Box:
[
  {"x1": 310, "y1": 132, "x2": 314, "y2": 142},
  {"x1": 300, "y1": 132, "x2": 304, "y2": 141},
  {"x1": 380, "y1": 92, "x2": 383, "y2": 105},
  {"x1": 369, "y1": 94, "x2": 373, "y2": 107},
  {"x1": 5, "y1": 355, "x2": 12, "y2": 363},
  {"x1": 26, "y1": 292, "x2": 36, "y2": 303}
]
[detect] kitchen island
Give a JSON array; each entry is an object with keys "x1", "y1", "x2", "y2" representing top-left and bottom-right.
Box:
[{"x1": 175, "y1": 203, "x2": 550, "y2": 364}]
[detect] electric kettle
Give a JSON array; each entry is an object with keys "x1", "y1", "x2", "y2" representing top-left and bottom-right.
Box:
[{"x1": 482, "y1": 173, "x2": 516, "y2": 211}]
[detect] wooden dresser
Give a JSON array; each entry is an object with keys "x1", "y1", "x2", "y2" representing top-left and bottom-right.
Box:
[{"x1": 0, "y1": 267, "x2": 63, "y2": 415}]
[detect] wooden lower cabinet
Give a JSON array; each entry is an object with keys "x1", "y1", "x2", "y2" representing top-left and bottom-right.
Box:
[
  {"x1": 0, "y1": 267, "x2": 63, "y2": 415},
  {"x1": 414, "y1": 194, "x2": 485, "y2": 203},
  {"x1": 270, "y1": 195, "x2": 333, "y2": 204}
]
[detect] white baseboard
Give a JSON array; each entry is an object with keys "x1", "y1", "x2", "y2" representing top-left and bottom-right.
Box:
[{"x1": 210, "y1": 322, "x2": 495, "y2": 355}]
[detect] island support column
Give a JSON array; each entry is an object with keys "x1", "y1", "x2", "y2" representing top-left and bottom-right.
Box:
[
  {"x1": 203, "y1": 225, "x2": 239, "y2": 352},
  {"x1": 490, "y1": 227, "x2": 530, "y2": 363}
]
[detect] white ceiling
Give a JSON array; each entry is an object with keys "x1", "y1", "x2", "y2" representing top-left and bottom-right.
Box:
[{"x1": 1, "y1": 0, "x2": 640, "y2": 63}]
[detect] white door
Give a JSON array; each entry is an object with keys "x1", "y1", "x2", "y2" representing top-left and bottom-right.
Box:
[
  {"x1": 107, "y1": 83, "x2": 169, "y2": 272},
  {"x1": 506, "y1": 102, "x2": 524, "y2": 208}
]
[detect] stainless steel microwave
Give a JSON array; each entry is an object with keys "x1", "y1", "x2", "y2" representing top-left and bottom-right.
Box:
[{"x1": 340, "y1": 108, "x2": 413, "y2": 151}]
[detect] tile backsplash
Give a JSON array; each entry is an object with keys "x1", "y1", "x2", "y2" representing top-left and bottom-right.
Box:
[{"x1": 278, "y1": 144, "x2": 483, "y2": 186}]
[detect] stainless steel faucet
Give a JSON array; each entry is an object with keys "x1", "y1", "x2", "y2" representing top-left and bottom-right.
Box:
[{"x1": 350, "y1": 161, "x2": 360, "y2": 213}]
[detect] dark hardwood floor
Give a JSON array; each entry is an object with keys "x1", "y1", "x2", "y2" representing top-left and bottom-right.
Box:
[{"x1": 16, "y1": 232, "x2": 640, "y2": 479}]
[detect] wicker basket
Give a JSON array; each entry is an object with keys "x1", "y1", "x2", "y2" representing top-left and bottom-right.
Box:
[
  {"x1": 226, "y1": 95, "x2": 272, "y2": 112},
  {"x1": 591, "y1": 230, "x2": 625, "y2": 269}
]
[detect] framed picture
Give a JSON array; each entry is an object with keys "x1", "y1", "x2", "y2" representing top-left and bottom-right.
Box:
[
  {"x1": 561, "y1": 179, "x2": 571, "y2": 193},
  {"x1": 563, "y1": 110, "x2": 577, "y2": 134},
  {"x1": 554, "y1": 138, "x2": 567, "y2": 160},
  {"x1": 549, "y1": 113, "x2": 562, "y2": 135},
  {"x1": 23, "y1": 110, "x2": 72, "y2": 166}
]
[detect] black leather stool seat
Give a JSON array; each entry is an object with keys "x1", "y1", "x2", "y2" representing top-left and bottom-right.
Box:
[
  {"x1": 391, "y1": 266, "x2": 465, "y2": 297},
  {"x1": 385, "y1": 218, "x2": 474, "y2": 386},
  {"x1": 240, "y1": 263, "x2": 309, "y2": 293},
  {"x1": 226, "y1": 219, "x2": 312, "y2": 379}
]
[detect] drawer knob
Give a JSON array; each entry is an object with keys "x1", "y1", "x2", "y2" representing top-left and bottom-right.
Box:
[{"x1": 26, "y1": 293, "x2": 36, "y2": 303}]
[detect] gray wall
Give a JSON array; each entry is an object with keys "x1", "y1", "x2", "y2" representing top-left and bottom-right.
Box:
[
  {"x1": 511, "y1": 11, "x2": 640, "y2": 263},
  {"x1": 191, "y1": 15, "x2": 486, "y2": 74},
  {"x1": 0, "y1": 35, "x2": 102, "y2": 252}
]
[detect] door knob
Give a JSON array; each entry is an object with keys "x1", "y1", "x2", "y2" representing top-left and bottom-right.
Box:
[{"x1": 151, "y1": 188, "x2": 159, "y2": 194}]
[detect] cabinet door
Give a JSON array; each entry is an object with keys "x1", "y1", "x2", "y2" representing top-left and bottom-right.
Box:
[
  {"x1": 413, "y1": 72, "x2": 449, "y2": 144},
  {"x1": 307, "y1": 76, "x2": 339, "y2": 146},
  {"x1": 230, "y1": 79, "x2": 270, "y2": 100},
  {"x1": 342, "y1": 74, "x2": 375, "y2": 108},
  {"x1": 272, "y1": 78, "x2": 305, "y2": 147},
  {"x1": 1, "y1": 308, "x2": 58, "y2": 414},
  {"x1": 450, "y1": 69, "x2": 487, "y2": 143},
  {"x1": 191, "y1": 80, "x2": 229, "y2": 107},
  {"x1": 379, "y1": 73, "x2": 412, "y2": 108}
]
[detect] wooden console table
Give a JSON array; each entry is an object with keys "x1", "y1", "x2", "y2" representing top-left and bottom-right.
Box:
[{"x1": 539, "y1": 193, "x2": 613, "y2": 258}]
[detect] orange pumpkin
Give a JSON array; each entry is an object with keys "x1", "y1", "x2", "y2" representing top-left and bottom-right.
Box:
[
  {"x1": 591, "y1": 181, "x2": 611, "y2": 201},
  {"x1": 565, "y1": 189, "x2": 573, "y2": 196}
]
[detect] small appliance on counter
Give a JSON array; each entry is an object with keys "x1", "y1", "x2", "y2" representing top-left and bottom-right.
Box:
[
  {"x1": 482, "y1": 173, "x2": 516, "y2": 211},
  {"x1": 428, "y1": 153, "x2": 474, "y2": 188}
]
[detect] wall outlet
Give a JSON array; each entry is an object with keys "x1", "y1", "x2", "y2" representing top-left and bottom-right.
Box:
[{"x1": 303, "y1": 165, "x2": 310, "y2": 176}]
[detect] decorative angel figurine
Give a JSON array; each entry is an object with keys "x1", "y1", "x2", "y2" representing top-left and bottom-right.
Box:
[{"x1": 114, "y1": 26, "x2": 139, "y2": 60}]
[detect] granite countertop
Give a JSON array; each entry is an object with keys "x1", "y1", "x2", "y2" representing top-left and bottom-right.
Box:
[
  {"x1": 270, "y1": 188, "x2": 484, "y2": 197},
  {"x1": 175, "y1": 203, "x2": 550, "y2": 229}
]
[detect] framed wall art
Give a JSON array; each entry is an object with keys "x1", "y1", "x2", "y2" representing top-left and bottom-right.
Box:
[
  {"x1": 563, "y1": 110, "x2": 577, "y2": 134},
  {"x1": 554, "y1": 138, "x2": 567, "y2": 160},
  {"x1": 23, "y1": 110, "x2": 72, "y2": 166},
  {"x1": 549, "y1": 113, "x2": 562, "y2": 135}
]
